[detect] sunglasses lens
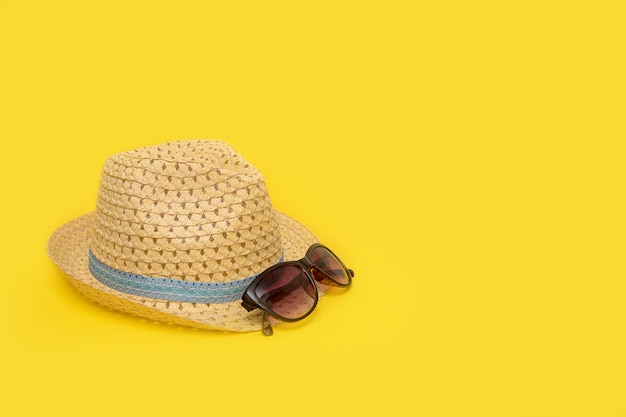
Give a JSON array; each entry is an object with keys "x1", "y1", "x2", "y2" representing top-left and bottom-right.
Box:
[
  {"x1": 308, "y1": 246, "x2": 350, "y2": 285},
  {"x1": 254, "y1": 265, "x2": 316, "y2": 320}
]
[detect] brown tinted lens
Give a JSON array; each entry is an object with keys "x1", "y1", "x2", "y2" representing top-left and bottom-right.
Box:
[
  {"x1": 308, "y1": 246, "x2": 350, "y2": 285},
  {"x1": 254, "y1": 265, "x2": 316, "y2": 320}
]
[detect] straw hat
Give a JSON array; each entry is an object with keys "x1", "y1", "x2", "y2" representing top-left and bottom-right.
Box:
[{"x1": 47, "y1": 140, "x2": 318, "y2": 332}]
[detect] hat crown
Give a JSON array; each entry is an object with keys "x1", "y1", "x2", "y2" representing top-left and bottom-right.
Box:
[{"x1": 91, "y1": 140, "x2": 283, "y2": 283}]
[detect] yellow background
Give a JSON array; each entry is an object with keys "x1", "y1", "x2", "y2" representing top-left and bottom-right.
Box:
[{"x1": 1, "y1": 1, "x2": 624, "y2": 416}]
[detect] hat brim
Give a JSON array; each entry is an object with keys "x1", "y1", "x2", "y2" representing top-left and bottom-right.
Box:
[{"x1": 47, "y1": 211, "x2": 318, "y2": 332}]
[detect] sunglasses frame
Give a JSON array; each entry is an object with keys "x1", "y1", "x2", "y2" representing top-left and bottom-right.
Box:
[{"x1": 241, "y1": 243, "x2": 353, "y2": 323}]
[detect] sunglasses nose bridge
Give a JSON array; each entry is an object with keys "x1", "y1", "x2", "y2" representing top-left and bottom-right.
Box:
[
  {"x1": 310, "y1": 265, "x2": 339, "y2": 287},
  {"x1": 299, "y1": 256, "x2": 314, "y2": 269},
  {"x1": 296, "y1": 258, "x2": 321, "y2": 280}
]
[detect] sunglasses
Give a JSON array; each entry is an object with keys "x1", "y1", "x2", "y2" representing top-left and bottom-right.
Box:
[{"x1": 241, "y1": 243, "x2": 354, "y2": 335}]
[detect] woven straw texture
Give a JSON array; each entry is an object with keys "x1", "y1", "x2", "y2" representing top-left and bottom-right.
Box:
[{"x1": 47, "y1": 140, "x2": 317, "y2": 332}]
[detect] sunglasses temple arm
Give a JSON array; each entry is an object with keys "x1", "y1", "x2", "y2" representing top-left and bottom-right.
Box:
[
  {"x1": 262, "y1": 311, "x2": 274, "y2": 336},
  {"x1": 241, "y1": 300, "x2": 274, "y2": 336}
]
